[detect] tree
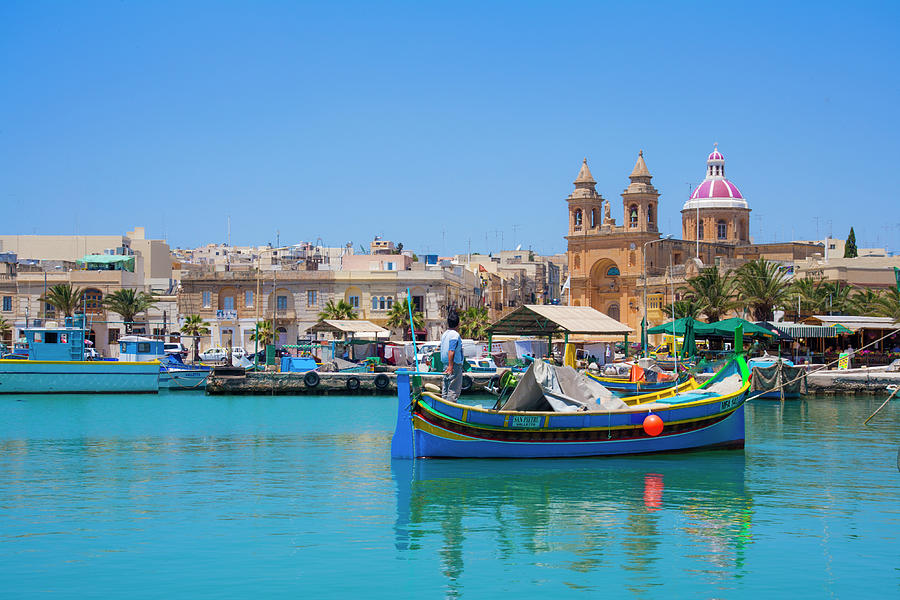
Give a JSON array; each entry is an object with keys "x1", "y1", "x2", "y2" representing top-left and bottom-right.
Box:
[
  {"x1": 386, "y1": 298, "x2": 425, "y2": 340},
  {"x1": 249, "y1": 320, "x2": 274, "y2": 346},
  {"x1": 318, "y1": 299, "x2": 358, "y2": 321},
  {"x1": 681, "y1": 266, "x2": 736, "y2": 323},
  {"x1": 666, "y1": 298, "x2": 703, "y2": 320},
  {"x1": 735, "y1": 258, "x2": 792, "y2": 321},
  {"x1": 179, "y1": 314, "x2": 210, "y2": 362},
  {"x1": 459, "y1": 306, "x2": 490, "y2": 339},
  {"x1": 102, "y1": 289, "x2": 157, "y2": 334},
  {"x1": 872, "y1": 288, "x2": 900, "y2": 320},
  {"x1": 848, "y1": 288, "x2": 882, "y2": 316},
  {"x1": 844, "y1": 227, "x2": 858, "y2": 258},
  {"x1": 40, "y1": 283, "x2": 85, "y2": 318}
]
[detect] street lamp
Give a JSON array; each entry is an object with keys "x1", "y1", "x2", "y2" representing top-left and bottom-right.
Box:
[{"x1": 643, "y1": 235, "x2": 672, "y2": 357}]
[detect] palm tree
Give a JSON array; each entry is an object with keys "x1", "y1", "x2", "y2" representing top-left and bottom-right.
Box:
[
  {"x1": 249, "y1": 320, "x2": 274, "y2": 346},
  {"x1": 318, "y1": 299, "x2": 358, "y2": 321},
  {"x1": 872, "y1": 288, "x2": 900, "y2": 321},
  {"x1": 734, "y1": 258, "x2": 792, "y2": 321},
  {"x1": 847, "y1": 288, "x2": 882, "y2": 316},
  {"x1": 103, "y1": 289, "x2": 157, "y2": 334},
  {"x1": 666, "y1": 298, "x2": 703, "y2": 320},
  {"x1": 179, "y1": 314, "x2": 210, "y2": 362},
  {"x1": 788, "y1": 277, "x2": 824, "y2": 319},
  {"x1": 681, "y1": 266, "x2": 735, "y2": 323},
  {"x1": 40, "y1": 283, "x2": 85, "y2": 318},
  {"x1": 385, "y1": 298, "x2": 425, "y2": 340},
  {"x1": 459, "y1": 306, "x2": 490, "y2": 339}
]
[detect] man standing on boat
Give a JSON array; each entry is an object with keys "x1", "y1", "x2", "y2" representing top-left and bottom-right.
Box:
[{"x1": 441, "y1": 310, "x2": 464, "y2": 401}]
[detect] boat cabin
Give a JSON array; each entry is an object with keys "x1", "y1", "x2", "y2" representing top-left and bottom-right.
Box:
[
  {"x1": 119, "y1": 336, "x2": 165, "y2": 362},
  {"x1": 24, "y1": 315, "x2": 87, "y2": 361}
]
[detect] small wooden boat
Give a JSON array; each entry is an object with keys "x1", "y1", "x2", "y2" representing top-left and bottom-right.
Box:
[
  {"x1": 391, "y1": 355, "x2": 750, "y2": 459},
  {"x1": 747, "y1": 356, "x2": 806, "y2": 399}
]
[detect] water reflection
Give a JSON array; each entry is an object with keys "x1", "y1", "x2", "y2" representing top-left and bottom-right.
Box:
[{"x1": 393, "y1": 453, "x2": 753, "y2": 595}]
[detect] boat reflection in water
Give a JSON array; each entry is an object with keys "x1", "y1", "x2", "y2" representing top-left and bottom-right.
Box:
[{"x1": 392, "y1": 453, "x2": 753, "y2": 595}]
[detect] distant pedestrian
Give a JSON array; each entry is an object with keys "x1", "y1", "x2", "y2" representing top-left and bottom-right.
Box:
[{"x1": 441, "y1": 310, "x2": 464, "y2": 402}]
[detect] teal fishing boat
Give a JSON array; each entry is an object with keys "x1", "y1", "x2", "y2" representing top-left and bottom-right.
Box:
[{"x1": 0, "y1": 316, "x2": 160, "y2": 394}]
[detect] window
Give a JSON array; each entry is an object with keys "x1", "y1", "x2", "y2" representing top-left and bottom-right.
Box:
[
  {"x1": 307, "y1": 290, "x2": 317, "y2": 307},
  {"x1": 245, "y1": 290, "x2": 254, "y2": 307},
  {"x1": 276, "y1": 295, "x2": 288, "y2": 310},
  {"x1": 717, "y1": 220, "x2": 727, "y2": 240},
  {"x1": 629, "y1": 205, "x2": 638, "y2": 227},
  {"x1": 84, "y1": 289, "x2": 103, "y2": 314},
  {"x1": 348, "y1": 295, "x2": 360, "y2": 309},
  {"x1": 109, "y1": 329, "x2": 120, "y2": 344},
  {"x1": 202, "y1": 291, "x2": 212, "y2": 308},
  {"x1": 223, "y1": 296, "x2": 235, "y2": 310},
  {"x1": 372, "y1": 296, "x2": 379, "y2": 310},
  {"x1": 574, "y1": 209, "x2": 582, "y2": 226},
  {"x1": 2, "y1": 296, "x2": 10, "y2": 311}
]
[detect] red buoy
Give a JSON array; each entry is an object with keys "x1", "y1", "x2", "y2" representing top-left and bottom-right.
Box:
[{"x1": 643, "y1": 414, "x2": 663, "y2": 436}]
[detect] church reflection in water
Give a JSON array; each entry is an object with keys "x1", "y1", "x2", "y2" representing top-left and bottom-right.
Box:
[{"x1": 393, "y1": 452, "x2": 753, "y2": 594}]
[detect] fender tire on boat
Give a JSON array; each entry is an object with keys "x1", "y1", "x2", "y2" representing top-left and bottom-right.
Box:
[
  {"x1": 346, "y1": 376, "x2": 360, "y2": 391},
  {"x1": 461, "y1": 375, "x2": 473, "y2": 391},
  {"x1": 304, "y1": 371, "x2": 320, "y2": 388},
  {"x1": 374, "y1": 373, "x2": 390, "y2": 390}
]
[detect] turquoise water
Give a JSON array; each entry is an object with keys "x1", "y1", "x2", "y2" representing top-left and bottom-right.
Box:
[{"x1": 1, "y1": 392, "x2": 898, "y2": 598}]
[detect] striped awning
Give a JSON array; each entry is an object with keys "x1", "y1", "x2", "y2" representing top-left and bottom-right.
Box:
[{"x1": 771, "y1": 323, "x2": 851, "y2": 338}]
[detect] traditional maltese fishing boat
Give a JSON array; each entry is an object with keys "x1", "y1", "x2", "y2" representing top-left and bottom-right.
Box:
[{"x1": 391, "y1": 353, "x2": 751, "y2": 459}]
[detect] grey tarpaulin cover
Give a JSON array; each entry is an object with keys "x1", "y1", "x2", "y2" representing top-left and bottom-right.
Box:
[
  {"x1": 751, "y1": 362, "x2": 807, "y2": 397},
  {"x1": 499, "y1": 359, "x2": 628, "y2": 412}
]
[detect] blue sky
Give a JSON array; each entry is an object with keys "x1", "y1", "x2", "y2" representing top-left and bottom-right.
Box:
[{"x1": 2, "y1": 1, "x2": 898, "y2": 256}]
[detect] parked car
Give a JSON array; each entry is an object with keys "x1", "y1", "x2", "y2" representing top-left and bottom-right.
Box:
[
  {"x1": 199, "y1": 347, "x2": 228, "y2": 362},
  {"x1": 164, "y1": 342, "x2": 189, "y2": 358}
]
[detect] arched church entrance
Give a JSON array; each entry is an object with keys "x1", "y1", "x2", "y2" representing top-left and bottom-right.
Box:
[{"x1": 588, "y1": 259, "x2": 622, "y2": 318}]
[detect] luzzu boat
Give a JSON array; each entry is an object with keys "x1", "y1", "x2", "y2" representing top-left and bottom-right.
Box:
[
  {"x1": 391, "y1": 354, "x2": 751, "y2": 459},
  {"x1": 0, "y1": 316, "x2": 160, "y2": 394}
]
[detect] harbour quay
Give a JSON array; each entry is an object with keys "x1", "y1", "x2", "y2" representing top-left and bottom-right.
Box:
[{"x1": 206, "y1": 369, "x2": 499, "y2": 395}]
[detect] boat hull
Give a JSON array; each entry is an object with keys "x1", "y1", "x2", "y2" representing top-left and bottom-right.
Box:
[
  {"x1": 0, "y1": 360, "x2": 160, "y2": 394},
  {"x1": 159, "y1": 368, "x2": 209, "y2": 390},
  {"x1": 410, "y1": 406, "x2": 744, "y2": 458}
]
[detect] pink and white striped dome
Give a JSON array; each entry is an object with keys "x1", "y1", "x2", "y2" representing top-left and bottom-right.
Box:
[{"x1": 690, "y1": 179, "x2": 743, "y2": 200}]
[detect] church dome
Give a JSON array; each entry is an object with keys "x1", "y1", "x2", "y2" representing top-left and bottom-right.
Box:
[{"x1": 682, "y1": 144, "x2": 749, "y2": 211}]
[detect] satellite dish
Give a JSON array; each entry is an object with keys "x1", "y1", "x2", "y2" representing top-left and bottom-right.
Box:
[{"x1": 515, "y1": 244, "x2": 522, "y2": 251}]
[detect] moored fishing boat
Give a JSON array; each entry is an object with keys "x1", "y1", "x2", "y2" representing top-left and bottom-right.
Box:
[
  {"x1": 391, "y1": 354, "x2": 750, "y2": 459},
  {"x1": 0, "y1": 317, "x2": 159, "y2": 394}
]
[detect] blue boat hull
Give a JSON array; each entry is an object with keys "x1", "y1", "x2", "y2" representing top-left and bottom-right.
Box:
[
  {"x1": 0, "y1": 360, "x2": 160, "y2": 394},
  {"x1": 410, "y1": 406, "x2": 745, "y2": 458}
]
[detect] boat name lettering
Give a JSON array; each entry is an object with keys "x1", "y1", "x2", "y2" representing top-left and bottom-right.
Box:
[
  {"x1": 511, "y1": 415, "x2": 543, "y2": 428},
  {"x1": 720, "y1": 397, "x2": 741, "y2": 411}
]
